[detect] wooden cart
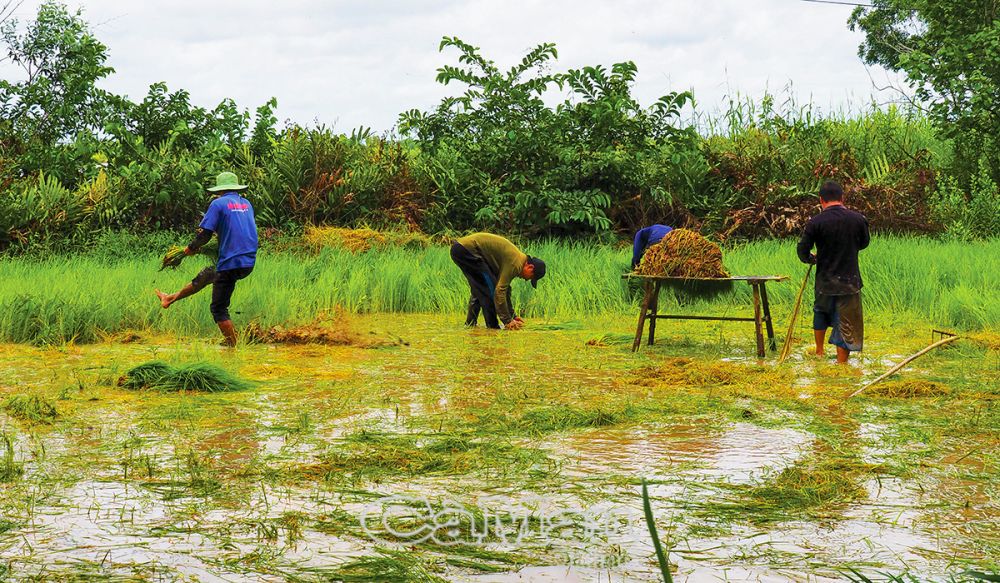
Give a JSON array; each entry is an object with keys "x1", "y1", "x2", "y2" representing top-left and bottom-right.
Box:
[{"x1": 623, "y1": 274, "x2": 789, "y2": 357}]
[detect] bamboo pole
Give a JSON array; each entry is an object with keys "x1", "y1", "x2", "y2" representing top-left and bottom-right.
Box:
[
  {"x1": 847, "y1": 335, "x2": 960, "y2": 399},
  {"x1": 778, "y1": 264, "x2": 812, "y2": 363}
]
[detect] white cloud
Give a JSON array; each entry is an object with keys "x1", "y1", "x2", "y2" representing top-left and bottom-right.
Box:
[{"x1": 1, "y1": 0, "x2": 906, "y2": 133}]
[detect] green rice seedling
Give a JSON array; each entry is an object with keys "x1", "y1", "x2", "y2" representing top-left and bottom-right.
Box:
[
  {"x1": 120, "y1": 361, "x2": 253, "y2": 392},
  {"x1": 2, "y1": 394, "x2": 58, "y2": 424}
]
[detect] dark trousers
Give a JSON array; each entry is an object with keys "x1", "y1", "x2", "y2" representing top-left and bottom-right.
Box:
[
  {"x1": 191, "y1": 266, "x2": 254, "y2": 323},
  {"x1": 450, "y1": 242, "x2": 501, "y2": 329}
]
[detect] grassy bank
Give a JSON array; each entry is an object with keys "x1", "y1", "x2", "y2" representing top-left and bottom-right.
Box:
[{"x1": 0, "y1": 236, "x2": 996, "y2": 344}]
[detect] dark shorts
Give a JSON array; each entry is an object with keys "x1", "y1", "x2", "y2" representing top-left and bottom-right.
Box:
[
  {"x1": 813, "y1": 293, "x2": 863, "y2": 352},
  {"x1": 191, "y1": 266, "x2": 254, "y2": 323}
]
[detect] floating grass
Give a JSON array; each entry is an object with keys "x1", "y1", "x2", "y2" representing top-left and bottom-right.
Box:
[
  {"x1": 866, "y1": 380, "x2": 950, "y2": 398},
  {"x1": 309, "y1": 432, "x2": 550, "y2": 482},
  {"x1": 2, "y1": 393, "x2": 58, "y2": 424},
  {"x1": 119, "y1": 360, "x2": 253, "y2": 392},
  {"x1": 316, "y1": 547, "x2": 447, "y2": 582}
]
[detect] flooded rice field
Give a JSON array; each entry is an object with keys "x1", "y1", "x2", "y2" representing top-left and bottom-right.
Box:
[{"x1": 0, "y1": 315, "x2": 997, "y2": 581}]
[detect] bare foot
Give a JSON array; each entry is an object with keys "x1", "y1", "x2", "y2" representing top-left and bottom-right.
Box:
[{"x1": 155, "y1": 289, "x2": 174, "y2": 309}]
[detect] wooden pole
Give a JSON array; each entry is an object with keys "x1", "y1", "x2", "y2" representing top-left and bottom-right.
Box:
[
  {"x1": 846, "y1": 335, "x2": 960, "y2": 399},
  {"x1": 751, "y1": 283, "x2": 765, "y2": 358},
  {"x1": 778, "y1": 264, "x2": 813, "y2": 364}
]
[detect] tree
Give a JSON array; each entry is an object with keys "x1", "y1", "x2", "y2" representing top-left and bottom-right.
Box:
[
  {"x1": 0, "y1": 1, "x2": 116, "y2": 178},
  {"x1": 849, "y1": 1, "x2": 1000, "y2": 182}
]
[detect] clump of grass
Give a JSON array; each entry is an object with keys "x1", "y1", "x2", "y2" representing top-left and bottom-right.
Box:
[
  {"x1": 119, "y1": 361, "x2": 253, "y2": 392},
  {"x1": 508, "y1": 405, "x2": 636, "y2": 435},
  {"x1": 310, "y1": 432, "x2": 549, "y2": 482},
  {"x1": 302, "y1": 226, "x2": 432, "y2": 254},
  {"x1": 630, "y1": 358, "x2": 737, "y2": 386},
  {"x1": 318, "y1": 548, "x2": 446, "y2": 582},
  {"x1": 245, "y1": 308, "x2": 402, "y2": 347},
  {"x1": 867, "y1": 380, "x2": 950, "y2": 398},
  {"x1": 585, "y1": 332, "x2": 636, "y2": 346},
  {"x1": 967, "y1": 331, "x2": 1000, "y2": 351},
  {"x1": 724, "y1": 456, "x2": 872, "y2": 521},
  {"x1": 3, "y1": 393, "x2": 58, "y2": 423}
]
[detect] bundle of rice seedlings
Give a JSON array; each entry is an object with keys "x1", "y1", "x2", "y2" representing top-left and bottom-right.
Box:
[
  {"x1": 867, "y1": 380, "x2": 949, "y2": 398},
  {"x1": 168, "y1": 363, "x2": 253, "y2": 392},
  {"x1": 119, "y1": 361, "x2": 253, "y2": 392},
  {"x1": 159, "y1": 245, "x2": 187, "y2": 271},
  {"x1": 119, "y1": 361, "x2": 173, "y2": 390},
  {"x1": 636, "y1": 228, "x2": 729, "y2": 278}
]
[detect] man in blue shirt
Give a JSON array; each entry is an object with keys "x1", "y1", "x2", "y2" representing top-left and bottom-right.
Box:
[
  {"x1": 156, "y1": 171, "x2": 258, "y2": 346},
  {"x1": 631, "y1": 224, "x2": 673, "y2": 269}
]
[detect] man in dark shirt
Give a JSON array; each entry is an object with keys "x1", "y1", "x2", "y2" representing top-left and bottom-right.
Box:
[
  {"x1": 797, "y1": 181, "x2": 870, "y2": 364},
  {"x1": 156, "y1": 172, "x2": 258, "y2": 346},
  {"x1": 631, "y1": 224, "x2": 673, "y2": 269}
]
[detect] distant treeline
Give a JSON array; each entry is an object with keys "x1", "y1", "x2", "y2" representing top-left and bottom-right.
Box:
[{"x1": 1, "y1": 2, "x2": 997, "y2": 252}]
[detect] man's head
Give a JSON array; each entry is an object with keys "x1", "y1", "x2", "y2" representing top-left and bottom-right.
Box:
[
  {"x1": 819, "y1": 181, "x2": 844, "y2": 208},
  {"x1": 520, "y1": 257, "x2": 547, "y2": 288}
]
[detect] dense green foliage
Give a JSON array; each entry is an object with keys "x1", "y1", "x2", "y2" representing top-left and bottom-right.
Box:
[
  {"x1": 850, "y1": 1, "x2": 1000, "y2": 187},
  {"x1": 2, "y1": 2, "x2": 995, "y2": 251},
  {"x1": 0, "y1": 236, "x2": 995, "y2": 345}
]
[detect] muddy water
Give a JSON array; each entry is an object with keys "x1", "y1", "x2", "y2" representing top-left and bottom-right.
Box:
[{"x1": 0, "y1": 314, "x2": 996, "y2": 580}]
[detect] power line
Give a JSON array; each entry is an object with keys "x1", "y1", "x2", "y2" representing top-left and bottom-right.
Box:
[
  {"x1": 795, "y1": 0, "x2": 919, "y2": 11},
  {"x1": 796, "y1": 0, "x2": 877, "y2": 7}
]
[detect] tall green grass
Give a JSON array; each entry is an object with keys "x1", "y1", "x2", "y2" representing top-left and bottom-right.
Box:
[{"x1": 0, "y1": 236, "x2": 995, "y2": 344}]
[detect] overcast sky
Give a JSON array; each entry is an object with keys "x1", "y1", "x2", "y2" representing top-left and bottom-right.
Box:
[{"x1": 1, "y1": 0, "x2": 905, "y2": 133}]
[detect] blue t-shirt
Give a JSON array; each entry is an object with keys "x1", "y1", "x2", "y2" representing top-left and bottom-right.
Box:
[
  {"x1": 632, "y1": 225, "x2": 673, "y2": 268},
  {"x1": 199, "y1": 192, "x2": 258, "y2": 271}
]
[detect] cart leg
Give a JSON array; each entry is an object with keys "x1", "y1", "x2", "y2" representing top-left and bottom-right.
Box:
[
  {"x1": 760, "y1": 282, "x2": 776, "y2": 351},
  {"x1": 752, "y1": 282, "x2": 765, "y2": 358},
  {"x1": 632, "y1": 281, "x2": 653, "y2": 352},
  {"x1": 647, "y1": 282, "x2": 661, "y2": 346}
]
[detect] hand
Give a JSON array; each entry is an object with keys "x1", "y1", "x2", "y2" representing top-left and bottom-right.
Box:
[
  {"x1": 505, "y1": 320, "x2": 524, "y2": 330},
  {"x1": 184, "y1": 246, "x2": 195, "y2": 256}
]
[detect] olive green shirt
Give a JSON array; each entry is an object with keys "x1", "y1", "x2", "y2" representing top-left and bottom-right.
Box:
[{"x1": 456, "y1": 233, "x2": 527, "y2": 325}]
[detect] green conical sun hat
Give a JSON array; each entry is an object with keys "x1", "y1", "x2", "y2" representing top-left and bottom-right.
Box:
[{"x1": 206, "y1": 171, "x2": 248, "y2": 192}]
